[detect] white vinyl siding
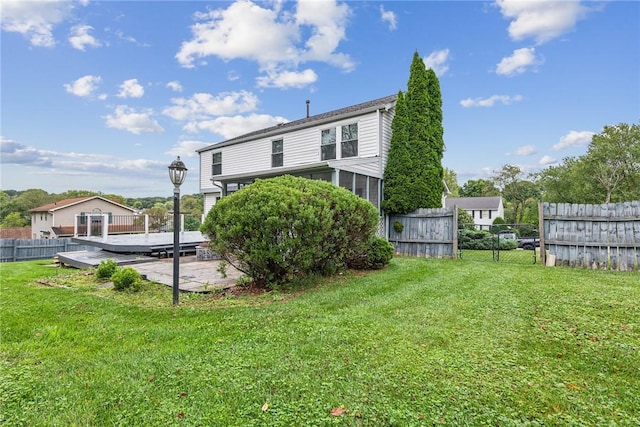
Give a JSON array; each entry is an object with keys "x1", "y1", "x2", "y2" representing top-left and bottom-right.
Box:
[
  {"x1": 202, "y1": 111, "x2": 384, "y2": 179},
  {"x1": 380, "y1": 109, "x2": 394, "y2": 169}
]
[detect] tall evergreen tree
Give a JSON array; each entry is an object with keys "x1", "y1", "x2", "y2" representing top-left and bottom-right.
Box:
[{"x1": 383, "y1": 51, "x2": 445, "y2": 214}]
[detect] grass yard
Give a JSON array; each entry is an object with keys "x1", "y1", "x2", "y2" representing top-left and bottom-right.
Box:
[
  {"x1": 1, "y1": 258, "x2": 638, "y2": 426},
  {"x1": 459, "y1": 248, "x2": 540, "y2": 264}
]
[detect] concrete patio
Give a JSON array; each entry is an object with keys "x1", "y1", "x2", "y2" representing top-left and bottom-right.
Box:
[{"x1": 129, "y1": 255, "x2": 244, "y2": 292}]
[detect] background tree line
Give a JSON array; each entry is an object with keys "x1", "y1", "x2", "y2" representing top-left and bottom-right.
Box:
[
  {"x1": 443, "y1": 122, "x2": 638, "y2": 226},
  {"x1": 0, "y1": 189, "x2": 204, "y2": 229}
]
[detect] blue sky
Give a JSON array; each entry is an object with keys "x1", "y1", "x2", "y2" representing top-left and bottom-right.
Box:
[{"x1": 1, "y1": 0, "x2": 638, "y2": 198}]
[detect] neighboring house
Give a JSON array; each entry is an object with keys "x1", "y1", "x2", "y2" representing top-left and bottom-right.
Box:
[
  {"x1": 444, "y1": 196, "x2": 504, "y2": 230},
  {"x1": 198, "y1": 94, "x2": 397, "y2": 216},
  {"x1": 30, "y1": 196, "x2": 137, "y2": 239}
]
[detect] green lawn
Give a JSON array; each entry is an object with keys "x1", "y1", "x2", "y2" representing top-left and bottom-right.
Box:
[{"x1": 1, "y1": 258, "x2": 638, "y2": 426}]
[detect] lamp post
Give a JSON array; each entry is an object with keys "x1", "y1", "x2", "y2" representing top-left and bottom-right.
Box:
[{"x1": 168, "y1": 156, "x2": 187, "y2": 306}]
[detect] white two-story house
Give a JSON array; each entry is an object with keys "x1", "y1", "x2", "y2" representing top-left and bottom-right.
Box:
[
  {"x1": 198, "y1": 94, "x2": 397, "y2": 218},
  {"x1": 444, "y1": 196, "x2": 504, "y2": 230}
]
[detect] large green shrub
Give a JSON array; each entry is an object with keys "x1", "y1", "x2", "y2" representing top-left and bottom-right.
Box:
[
  {"x1": 112, "y1": 267, "x2": 142, "y2": 291},
  {"x1": 95, "y1": 259, "x2": 117, "y2": 279},
  {"x1": 458, "y1": 229, "x2": 517, "y2": 250},
  {"x1": 347, "y1": 236, "x2": 395, "y2": 270},
  {"x1": 201, "y1": 175, "x2": 382, "y2": 288}
]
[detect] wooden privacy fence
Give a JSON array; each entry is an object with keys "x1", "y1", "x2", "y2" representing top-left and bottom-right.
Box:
[
  {"x1": 541, "y1": 201, "x2": 640, "y2": 271},
  {"x1": 388, "y1": 207, "x2": 457, "y2": 258},
  {"x1": 0, "y1": 239, "x2": 98, "y2": 263}
]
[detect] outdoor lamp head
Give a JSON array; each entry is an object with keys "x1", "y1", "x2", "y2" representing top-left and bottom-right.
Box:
[{"x1": 168, "y1": 156, "x2": 188, "y2": 187}]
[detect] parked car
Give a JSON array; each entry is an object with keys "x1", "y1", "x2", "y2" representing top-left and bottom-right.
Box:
[
  {"x1": 517, "y1": 237, "x2": 540, "y2": 250},
  {"x1": 498, "y1": 230, "x2": 539, "y2": 250}
]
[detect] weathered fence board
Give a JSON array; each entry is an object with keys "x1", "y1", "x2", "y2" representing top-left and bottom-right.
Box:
[
  {"x1": 542, "y1": 201, "x2": 640, "y2": 271},
  {"x1": 0, "y1": 239, "x2": 98, "y2": 263},
  {"x1": 389, "y1": 208, "x2": 457, "y2": 259}
]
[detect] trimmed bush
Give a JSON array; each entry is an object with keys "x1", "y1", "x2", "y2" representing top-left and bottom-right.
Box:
[
  {"x1": 348, "y1": 236, "x2": 395, "y2": 270},
  {"x1": 112, "y1": 267, "x2": 142, "y2": 291},
  {"x1": 458, "y1": 229, "x2": 517, "y2": 250},
  {"x1": 95, "y1": 259, "x2": 117, "y2": 279},
  {"x1": 201, "y1": 175, "x2": 381, "y2": 288}
]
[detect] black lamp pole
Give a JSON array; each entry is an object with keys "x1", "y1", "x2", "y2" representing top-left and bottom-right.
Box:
[{"x1": 168, "y1": 157, "x2": 187, "y2": 306}]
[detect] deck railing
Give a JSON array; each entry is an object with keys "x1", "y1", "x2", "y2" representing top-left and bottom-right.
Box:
[{"x1": 73, "y1": 214, "x2": 204, "y2": 238}]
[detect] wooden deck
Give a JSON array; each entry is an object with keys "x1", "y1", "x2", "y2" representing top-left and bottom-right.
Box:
[
  {"x1": 71, "y1": 231, "x2": 207, "y2": 255},
  {"x1": 57, "y1": 250, "x2": 157, "y2": 269}
]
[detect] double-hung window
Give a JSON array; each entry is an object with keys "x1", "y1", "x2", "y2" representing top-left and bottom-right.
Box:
[
  {"x1": 272, "y1": 139, "x2": 283, "y2": 167},
  {"x1": 341, "y1": 123, "x2": 358, "y2": 158},
  {"x1": 321, "y1": 128, "x2": 336, "y2": 160},
  {"x1": 212, "y1": 152, "x2": 222, "y2": 176}
]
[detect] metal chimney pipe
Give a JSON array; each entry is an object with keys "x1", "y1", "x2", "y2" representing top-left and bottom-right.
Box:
[{"x1": 306, "y1": 99, "x2": 310, "y2": 118}]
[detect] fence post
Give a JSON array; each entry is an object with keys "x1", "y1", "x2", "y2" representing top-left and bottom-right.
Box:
[
  {"x1": 538, "y1": 201, "x2": 546, "y2": 266},
  {"x1": 12, "y1": 239, "x2": 17, "y2": 262},
  {"x1": 180, "y1": 214, "x2": 185, "y2": 233},
  {"x1": 145, "y1": 215, "x2": 149, "y2": 235},
  {"x1": 74, "y1": 214, "x2": 79, "y2": 237},
  {"x1": 452, "y1": 205, "x2": 458, "y2": 258}
]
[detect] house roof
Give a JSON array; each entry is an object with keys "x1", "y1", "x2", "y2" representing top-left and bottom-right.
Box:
[
  {"x1": 29, "y1": 196, "x2": 135, "y2": 213},
  {"x1": 444, "y1": 196, "x2": 503, "y2": 210},
  {"x1": 0, "y1": 227, "x2": 31, "y2": 239},
  {"x1": 197, "y1": 94, "x2": 398, "y2": 152}
]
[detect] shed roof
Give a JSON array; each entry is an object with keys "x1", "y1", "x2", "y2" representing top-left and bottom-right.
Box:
[
  {"x1": 444, "y1": 196, "x2": 502, "y2": 210},
  {"x1": 197, "y1": 94, "x2": 397, "y2": 152}
]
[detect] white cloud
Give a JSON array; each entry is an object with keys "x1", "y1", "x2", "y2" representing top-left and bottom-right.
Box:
[
  {"x1": 166, "y1": 81, "x2": 183, "y2": 92},
  {"x1": 0, "y1": 0, "x2": 75, "y2": 47},
  {"x1": 69, "y1": 24, "x2": 101, "y2": 51},
  {"x1": 104, "y1": 106, "x2": 164, "y2": 135},
  {"x1": 256, "y1": 68, "x2": 318, "y2": 89},
  {"x1": 117, "y1": 79, "x2": 145, "y2": 98},
  {"x1": 495, "y1": 0, "x2": 590, "y2": 44},
  {"x1": 175, "y1": 0, "x2": 354, "y2": 87},
  {"x1": 539, "y1": 155, "x2": 557, "y2": 165},
  {"x1": 514, "y1": 145, "x2": 537, "y2": 156},
  {"x1": 495, "y1": 47, "x2": 542, "y2": 76},
  {"x1": 163, "y1": 91, "x2": 259, "y2": 121},
  {"x1": 176, "y1": 1, "x2": 299, "y2": 67},
  {"x1": 0, "y1": 136, "x2": 52, "y2": 166},
  {"x1": 552, "y1": 130, "x2": 595, "y2": 150},
  {"x1": 380, "y1": 5, "x2": 397, "y2": 31},
  {"x1": 185, "y1": 114, "x2": 288, "y2": 139},
  {"x1": 294, "y1": 0, "x2": 353, "y2": 69},
  {"x1": 64, "y1": 75, "x2": 104, "y2": 98},
  {"x1": 165, "y1": 140, "x2": 210, "y2": 158},
  {"x1": 0, "y1": 136, "x2": 112, "y2": 167},
  {"x1": 460, "y1": 94, "x2": 523, "y2": 108},
  {"x1": 423, "y1": 49, "x2": 450, "y2": 77}
]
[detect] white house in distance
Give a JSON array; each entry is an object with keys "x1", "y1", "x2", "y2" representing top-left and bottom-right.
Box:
[
  {"x1": 444, "y1": 196, "x2": 504, "y2": 230},
  {"x1": 197, "y1": 94, "x2": 397, "y2": 216},
  {"x1": 30, "y1": 196, "x2": 137, "y2": 239}
]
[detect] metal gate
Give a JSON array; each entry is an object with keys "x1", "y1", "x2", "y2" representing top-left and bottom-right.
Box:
[{"x1": 457, "y1": 223, "x2": 539, "y2": 264}]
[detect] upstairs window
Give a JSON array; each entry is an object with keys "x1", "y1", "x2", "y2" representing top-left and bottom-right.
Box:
[
  {"x1": 212, "y1": 152, "x2": 222, "y2": 176},
  {"x1": 341, "y1": 123, "x2": 358, "y2": 158},
  {"x1": 272, "y1": 139, "x2": 283, "y2": 167},
  {"x1": 321, "y1": 128, "x2": 336, "y2": 160}
]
